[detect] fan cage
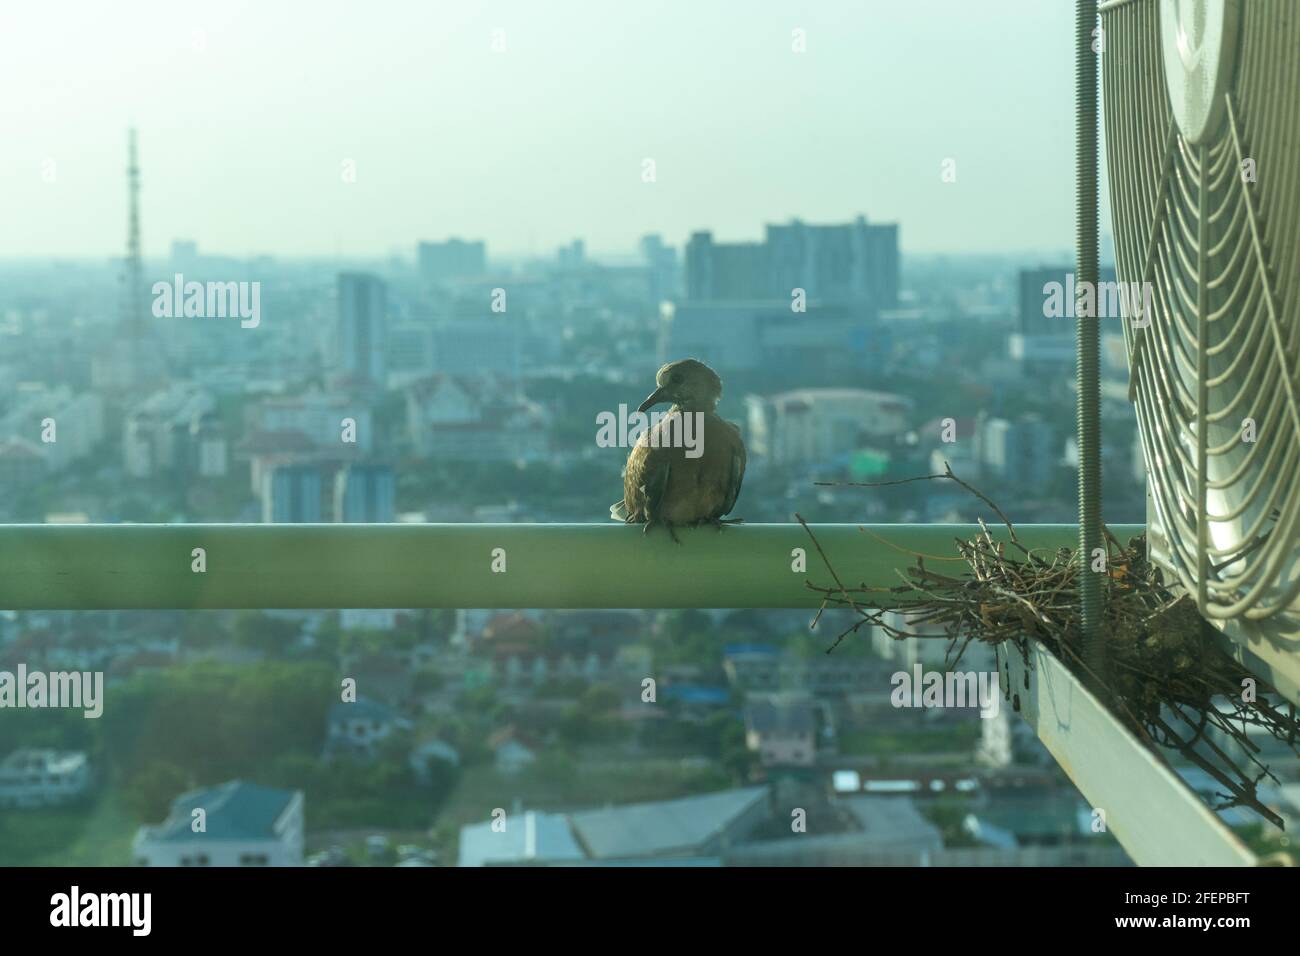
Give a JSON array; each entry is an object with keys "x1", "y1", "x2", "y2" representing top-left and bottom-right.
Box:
[{"x1": 1100, "y1": 0, "x2": 1300, "y2": 696}]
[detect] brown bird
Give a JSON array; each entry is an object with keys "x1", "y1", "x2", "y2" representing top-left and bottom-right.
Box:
[{"x1": 610, "y1": 358, "x2": 746, "y2": 541}]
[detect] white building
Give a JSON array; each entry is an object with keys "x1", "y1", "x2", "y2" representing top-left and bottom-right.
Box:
[
  {"x1": 405, "y1": 374, "x2": 548, "y2": 461},
  {"x1": 123, "y1": 386, "x2": 217, "y2": 478},
  {"x1": 256, "y1": 391, "x2": 374, "y2": 454},
  {"x1": 0, "y1": 749, "x2": 92, "y2": 808},
  {"x1": 977, "y1": 707, "x2": 1014, "y2": 768},
  {"x1": 976, "y1": 413, "x2": 1058, "y2": 487},
  {"x1": 133, "y1": 781, "x2": 304, "y2": 867},
  {"x1": 457, "y1": 810, "x2": 585, "y2": 867},
  {"x1": 746, "y1": 388, "x2": 912, "y2": 465}
]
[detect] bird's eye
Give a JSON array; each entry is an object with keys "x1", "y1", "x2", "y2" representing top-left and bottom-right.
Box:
[{"x1": 670, "y1": 372, "x2": 683, "y2": 385}]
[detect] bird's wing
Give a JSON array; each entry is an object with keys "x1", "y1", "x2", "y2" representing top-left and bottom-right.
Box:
[
  {"x1": 717, "y1": 421, "x2": 746, "y2": 518},
  {"x1": 625, "y1": 440, "x2": 672, "y2": 522}
]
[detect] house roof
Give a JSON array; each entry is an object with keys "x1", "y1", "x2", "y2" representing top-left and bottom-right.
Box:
[
  {"x1": 569, "y1": 786, "x2": 768, "y2": 860},
  {"x1": 837, "y1": 796, "x2": 945, "y2": 849},
  {"x1": 141, "y1": 781, "x2": 297, "y2": 842},
  {"x1": 457, "y1": 810, "x2": 585, "y2": 867}
]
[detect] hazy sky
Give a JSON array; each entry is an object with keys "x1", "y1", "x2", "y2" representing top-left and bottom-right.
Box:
[{"x1": 2, "y1": 0, "x2": 1087, "y2": 260}]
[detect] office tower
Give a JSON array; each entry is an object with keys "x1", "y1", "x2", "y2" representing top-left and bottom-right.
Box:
[
  {"x1": 337, "y1": 272, "x2": 387, "y2": 387},
  {"x1": 1016, "y1": 265, "x2": 1118, "y2": 333},
  {"x1": 639, "y1": 234, "x2": 680, "y2": 304},
  {"x1": 417, "y1": 239, "x2": 487, "y2": 281},
  {"x1": 683, "y1": 216, "x2": 899, "y2": 309},
  {"x1": 262, "y1": 465, "x2": 323, "y2": 523},
  {"x1": 334, "y1": 464, "x2": 395, "y2": 523},
  {"x1": 557, "y1": 239, "x2": 585, "y2": 268}
]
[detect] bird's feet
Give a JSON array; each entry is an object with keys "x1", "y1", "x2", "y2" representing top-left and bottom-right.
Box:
[
  {"x1": 643, "y1": 519, "x2": 682, "y2": 544},
  {"x1": 699, "y1": 516, "x2": 745, "y2": 532}
]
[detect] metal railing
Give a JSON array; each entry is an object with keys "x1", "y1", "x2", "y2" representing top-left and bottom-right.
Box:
[{"x1": 0, "y1": 522, "x2": 1130, "y2": 610}]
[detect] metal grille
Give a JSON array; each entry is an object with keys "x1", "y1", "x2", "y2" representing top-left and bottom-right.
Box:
[{"x1": 1102, "y1": 0, "x2": 1300, "y2": 622}]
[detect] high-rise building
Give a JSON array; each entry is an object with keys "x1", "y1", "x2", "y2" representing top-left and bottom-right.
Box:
[
  {"x1": 977, "y1": 413, "x2": 1058, "y2": 487},
  {"x1": 684, "y1": 216, "x2": 899, "y2": 308},
  {"x1": 684, "y1": 232, "x2": 765, "y2": 301},
  {"x1": 557, "y1": 239, "x2": 585, "y2": 268},
  {"x1": 262, "y1": 465, "x2": 323, "y2": 523},
  {"x1": 334, "y1": 464, "x2": 395, "y2": 523},
  {"x1": 639, "y1": 234, "x2": 680, "y2": 304},
  {"x1": 417, "y1": 239, "x2": 486, "y2": 281},
  {"x1": 337, "y1": 273, "x2": 387, "y2": 387},
  {"x1": 1016, "y1": 265, "x2": 1118, "y2": 333},
  {"x1": 1012, "y1": 265, "x2": 1118, "y2": 374}
]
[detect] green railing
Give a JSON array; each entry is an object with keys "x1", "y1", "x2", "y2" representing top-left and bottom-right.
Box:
[{"x1": 0, "y1": 522, "x2": 1138, "y2": 610}]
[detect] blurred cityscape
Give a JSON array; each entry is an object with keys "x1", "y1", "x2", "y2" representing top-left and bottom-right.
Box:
[{"x1": 4, "y1": 157, "x2": 1294, "y2": 867}]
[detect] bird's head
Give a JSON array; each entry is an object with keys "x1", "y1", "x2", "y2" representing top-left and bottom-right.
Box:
[{"x1": 637, "y1": 358, "x2": 722, "y2": 413}]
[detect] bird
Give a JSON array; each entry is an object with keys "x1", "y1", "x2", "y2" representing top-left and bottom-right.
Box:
[{"x1": 610, "y1": 358, "x2": 746, "y2": 541}]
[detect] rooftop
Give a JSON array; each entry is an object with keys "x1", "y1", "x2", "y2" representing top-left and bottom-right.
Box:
[
  {"x1": 457, "y1": 810, "x2": 585, "y2": 867},
  {"x1": 140, "y1": 780, "x2": 297, "y2": 842},
  {"x1": 569, "y1": 786, "x2": 768, "y2": 859},
  {"x1": 838, "y1": 795, "x2": 944, "y2": 849}
]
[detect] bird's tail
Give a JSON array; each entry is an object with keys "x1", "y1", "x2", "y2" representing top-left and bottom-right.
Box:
[{"x1": 609, "y1": 499, "x2": 631, "y2": 522}]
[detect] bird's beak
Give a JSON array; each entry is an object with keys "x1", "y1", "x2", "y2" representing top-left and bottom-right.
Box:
[{"x1": 637, "y1": 385, "x2": 671, "y2": 413}]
